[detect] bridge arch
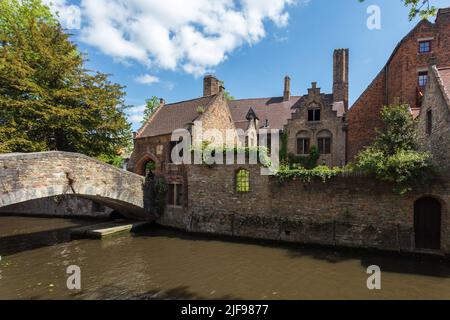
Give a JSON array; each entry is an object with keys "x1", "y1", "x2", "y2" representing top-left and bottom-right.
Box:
[{"x1": 0, "y1": 152, "x2": 151, "y2": 220}]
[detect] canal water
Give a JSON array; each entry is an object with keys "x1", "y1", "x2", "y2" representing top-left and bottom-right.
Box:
[{"x1": 0, "y1": 215, "x2": 449, "y2": 300}]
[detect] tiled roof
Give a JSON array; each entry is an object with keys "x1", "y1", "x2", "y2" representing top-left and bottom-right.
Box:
[
  {"x1": 228, "y1": 96, "x2": 301, "y2": 131},
  {"x1": 136, "y1": 95, "x2": 217, "y2": 138}
]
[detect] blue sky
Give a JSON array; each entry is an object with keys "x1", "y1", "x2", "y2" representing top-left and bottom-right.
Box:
[{"x1": 46, "y1": 0, "x2": 450, "y2": 131}]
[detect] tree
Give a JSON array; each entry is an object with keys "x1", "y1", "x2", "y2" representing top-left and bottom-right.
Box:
[
  {"x1": 219, "y1": 81, "x2": 235, "y2": 101},
  {"x1": 359, "y1": 0, "x2": 437, "y2": 20},
  {"x1": 141, "y1": 96, "x2": 160, "y2": 125},
  {"x1": 356, "y1": 104, "x2": 432, "y2": 192},
  {"x1": 0, "y1": 0, "x2": 132, "y2": 158}
]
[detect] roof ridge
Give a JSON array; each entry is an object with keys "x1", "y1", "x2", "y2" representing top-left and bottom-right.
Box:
[
  {"x1": 230, "y1": 96, "x2": 302, "y2": 102},
  {"x1": 164, "y1": 94, "x2": 216, "y2": 107}
]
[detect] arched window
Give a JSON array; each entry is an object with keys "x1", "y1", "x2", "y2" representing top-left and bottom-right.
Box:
[
  {"x1": 236, "y1": 169, "x2": 250, "y2": 193},
  {"x1": 317, "y1": 130, "x2": 332, "y2": 154},
  {"x1": 296, "y1": 131, "x2": 310, "y2": 155}
]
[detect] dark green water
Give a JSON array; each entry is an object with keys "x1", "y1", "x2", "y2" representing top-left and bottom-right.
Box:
[{"x1": 0, "y1": 216, "x2": 449, "y2": 300}]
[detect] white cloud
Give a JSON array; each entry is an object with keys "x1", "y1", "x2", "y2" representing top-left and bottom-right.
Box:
[
  {"x1": 43, "y1": 0, "x2": 81, "y2": 29},
  {"x1": 128, "y1": 104, "x2": 146, "y2": 125},
  {"x1": 73, "y1": 0, "x2": 300, "y2": 76},
  {"x1": 135, "y1": 74, "x2": 160, "y2": 85}
]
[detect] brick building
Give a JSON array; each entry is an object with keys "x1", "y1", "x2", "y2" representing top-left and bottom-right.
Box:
[
  {"x1": 126, "y1": 9, "x2": 450, "y2": 255},
  {"x1": 347, "y1": 8, "x2": 450, "y2": 162}
]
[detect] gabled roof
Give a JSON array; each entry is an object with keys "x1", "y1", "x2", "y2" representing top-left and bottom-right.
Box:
[
  {"x1": 350, "y1": 19, "x2": 435, "y2": 111},
  {"x1": 136, "y1": 95, "x2": 218, "y2": 138},
  {"x1": 433, "y1": 66, "x2": 450, "y2": 110},
  {"x1": 228, "y1": 96, "x2": 301, "y2": 131},
  {"x1": 290, "y1": 93, "x2": 334, "y2": 110}
]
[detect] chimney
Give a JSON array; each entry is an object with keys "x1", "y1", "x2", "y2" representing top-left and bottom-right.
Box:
[
  {"x1": 333, "y1": 49, "x2": 349, "y2": 110},
  {"x1": 159, "y1": 98, "x2": 165, "y2": 106},
  {"x1": 436, "y1": 7, "x2": 450, "y2": 25},
  {"x1": 203, "y1": 75, "x2": 220, "y2": 97},
  {"x1": 283, "y1": 76, "x2": 291, "y2": 101}
]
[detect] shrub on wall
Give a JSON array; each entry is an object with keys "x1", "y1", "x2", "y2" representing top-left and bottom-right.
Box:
[
  {"x1": 355, "y1": 104, "x2": 434, "y2": 194},
  {"x1": 287, "y1": 145, "x2": 320, "y2": 169}
]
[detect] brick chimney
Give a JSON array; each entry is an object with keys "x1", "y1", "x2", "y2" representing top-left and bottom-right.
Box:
[
  {"x1": 203, "y1": 75, "x2": 220, "y2": 97},
  {"x1": 283, "y1": 76, "x2": 291, "y2": 101},
  {"x1": 436, "y1": 7, "x2": 450, "y2": 25},
  {"x1": 333, "y1": 49, "x2": 349, "y2": 110}
]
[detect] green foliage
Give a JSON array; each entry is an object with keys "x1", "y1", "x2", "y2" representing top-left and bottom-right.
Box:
[
  {"x1": 277, "y1": 165, "x2": 343, "y2": 184},
  {"x1": 97, "y1": 154, "x2": 124, "y2": 168},
  {"x1": 193, "y1": 143, "x2": 272, "y2": 169},
  {"x1": 287, "y1": 145, "x2": 320, "y2": 169},
  {"x1": 151, "y1": 176, "x2": 168, "y2": 216},
  {"x1": 279, "y1": 131, "x2": 288, "y2": 163},
  {"x1": 219, "y1": 81, "x2": 234, "y2": 101},
  {"x1": 196, "y1": 105, "x2": 206, "y2": 114},
  {"x1": 355, "y1": 104, "x2": 434, "y2": 193},
  {"x1": 358, "y1": 0, "x2": 437, "y2": 20},
  {"x1": 0, "y1": 0, "x2": 132, "y2": 157},
  {"x1": 141, "y1": 96, "x2": 160, "y2": 125}
]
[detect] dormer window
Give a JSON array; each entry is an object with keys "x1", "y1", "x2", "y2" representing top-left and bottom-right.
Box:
[
  {"x1": 419, "y1": 41, "x2": 431, "y2": 54},
  {"x1": 308, "y1": 108, "x2": 321, "y2": 122}
]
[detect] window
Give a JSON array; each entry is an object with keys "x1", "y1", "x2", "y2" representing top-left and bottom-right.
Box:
[
  {"x1": 297, "y1": 138, "x2": 310, "y2": 155},
  {"x1": 296, "y1": 131, "x2": 310, "y2": 155},
  {"x1": 418, "y1": 72, "x2": 428, "y2": 87},
  {"x1": 419, "y1": 41, "x2": 431, "y2": 53},
  {"x1": 426, "y1": 110, "x2": 432, "y2": 135},
  {"x1": 236, "y1": 169, "x2": 250, "y2": 193},
  {"x1": 317, "y1": 130, "x2": 332, "y2": 155},
  {"x1": 318, "y1": 138, "x2": 331, "y2": 154},
  {"x1": 168, "y1": 184, "x2": 183, "y2": 206},
  {"x1": 308, "y1": 108, "x2": 321, "y2": 122}
]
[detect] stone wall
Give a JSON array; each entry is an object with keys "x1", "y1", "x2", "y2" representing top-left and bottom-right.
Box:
[
  {"x1": 0, "y1": 195, "x2": 112, "y2": 218},
  {"x1": 417, "y1": 67, "x2": 450, "y2": 172},
  {"x1": 285, "y1": 84, "x2": 346, "y2": 167},
  {"x1": 0, "y1": 152, "x2": 147, "y2": 219},
  {"x1": 157, "y1": 163, "x2": 450, "y2": 256}
]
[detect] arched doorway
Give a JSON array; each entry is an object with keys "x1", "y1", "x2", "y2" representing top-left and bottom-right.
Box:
[
  {"x1": 135, "y1": 153, "x2": 159, "y2": 176},
  {"x1": 414, "y1": 197, "x2": 441, "y2": 250}
]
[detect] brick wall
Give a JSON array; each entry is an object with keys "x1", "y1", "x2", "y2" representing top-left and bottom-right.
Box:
[
  {"x1": 157, "y1": 163, "x2": 450, "y2": 256},
  {"x1": 347, "y1": 10, "x2": 450, "y2": 162}
]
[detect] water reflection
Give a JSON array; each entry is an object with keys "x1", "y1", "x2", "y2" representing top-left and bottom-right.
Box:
[{"x1": 0, "y1": 216, "x2": 449, "y2": 300}]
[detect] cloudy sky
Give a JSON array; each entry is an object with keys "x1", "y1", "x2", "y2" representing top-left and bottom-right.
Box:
[{"x1": 44, "y1": 0, "x2": 450, "y2": 130}]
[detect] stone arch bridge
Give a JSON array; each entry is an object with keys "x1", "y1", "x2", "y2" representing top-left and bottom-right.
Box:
[{"x1": 0, "y1": 152, "x2": 151, "y2": 220}]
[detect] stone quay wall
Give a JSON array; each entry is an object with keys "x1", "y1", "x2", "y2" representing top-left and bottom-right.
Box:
[{"x1": 157, "y1": 164, "x2": 450, "y2": 256}]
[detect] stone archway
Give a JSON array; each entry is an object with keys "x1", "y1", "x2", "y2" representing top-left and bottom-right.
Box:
[
  {"x1": 414, "y1": 196, "x2": 442, "y2": 250},
  {"x1": 135, "y1": 153, "x2": 160, "y2": 176}
]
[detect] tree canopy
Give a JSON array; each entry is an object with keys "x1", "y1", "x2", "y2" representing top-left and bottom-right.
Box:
[
  {"x1": 359, "y1": 0, "x2": 437, "y2": 20},
  {"x1": 0, "y1": 0, "x2": 132, "y2": 158},
  {"x1": 356, "y1": 104, "x2": 432, "y2": 192}
]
